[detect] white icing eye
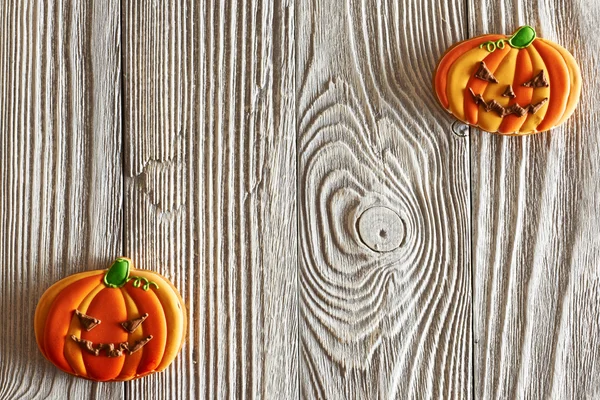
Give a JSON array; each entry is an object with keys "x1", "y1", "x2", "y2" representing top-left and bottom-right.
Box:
[{"x1": 120, "y1": 313, "x2": 149, "y2": 333}]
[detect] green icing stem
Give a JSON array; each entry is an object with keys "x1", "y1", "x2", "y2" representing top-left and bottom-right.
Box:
[
  {"x1": 508, "y1": 25, "x2": 536, "y2": 48},
  {"x1": 103, "y1": 257, "x2": 159, "y2": 291},
  {"x1": 104, "y1": 258, "x2": 131, "y2": 288},
  {"x1": 479, "y1": 25, "x2": 536, "y2": 52}
]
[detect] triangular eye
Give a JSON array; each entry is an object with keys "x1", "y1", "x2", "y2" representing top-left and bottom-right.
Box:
[
  {"x1": 474, "y1": 61, "x2": 499, "y2": 83},
  {"x1": 75, "y1": 310, "x2": 101, "y2": 331},
  {"x1": 522, "y1": 70, "x2": 549, "y2": 88},
  {"x1": 121, "y1": 313, "x2": 149, "y2": 333}
]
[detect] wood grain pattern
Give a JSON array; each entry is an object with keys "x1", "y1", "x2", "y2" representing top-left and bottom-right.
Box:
[
  {"x1": 122, "y1": 0, "x2": 297, "y2": 398},
  {"x1": 3, "y1": 0, "x2": 600, "y2": 398},
  {"x1": 297, "y1": 0, "x2": 471, "y2": 398},
  {"x1": 469, "y1": 1, "x2": 600, "y2": 398},
  {"x1": 0, "y1": 0, "x2": 122, "y2": 399}
]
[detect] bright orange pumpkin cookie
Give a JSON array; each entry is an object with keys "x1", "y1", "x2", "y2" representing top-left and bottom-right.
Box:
[
  {"x1": 34, "y1": 257, "x2": 187, "y2": 381},
  {"x1": 433, "y1": 26, "x2": 581, "y2": 135}
]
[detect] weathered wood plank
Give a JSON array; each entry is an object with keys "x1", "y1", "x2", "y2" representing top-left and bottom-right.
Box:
[
  {"x1": 469, "y1": 1, "x2": 600, "y2": 398},
  {"x1": 297, "y1": 0, "x2": 471, "y2": 398},
  {"x1": 0, "y1": 0, "x2": 122, "y2": 398},
  {"x1": 122, "y1": 0, "x2": 297, "y2": 398}
]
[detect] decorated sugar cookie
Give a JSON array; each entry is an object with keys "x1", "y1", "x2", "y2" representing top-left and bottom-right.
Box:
[
  {"x1": 433, "y1": 26, "x2": 581, "y2": 135},
  {"x1": 34, "y1": 258, "x2": 186, "y2": 381}
]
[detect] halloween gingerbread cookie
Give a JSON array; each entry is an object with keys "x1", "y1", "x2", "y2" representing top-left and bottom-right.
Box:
[
  {"x1": 34, "y1": 258, "x2": 186, "y2": 381},
  {"x1": 434, "y1": 26, "x2": 581, "y2": 135}
]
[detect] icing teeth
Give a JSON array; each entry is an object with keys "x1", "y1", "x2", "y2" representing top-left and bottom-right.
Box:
[
  {"x1": 70, "y1": 335, "x2": 154, "y2": 357},
  {"x1": 128, "y1": 335, "x2": 154, "y2": 354},
  {"x1": 469, "y1": 89, "x2": 548, "y2": 117},
  {"x1": 71, "y1": 335, "x2": 100, "y2": 356}
]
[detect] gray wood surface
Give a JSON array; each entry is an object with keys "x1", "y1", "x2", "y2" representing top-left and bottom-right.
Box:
[
  {"x1": 297, "y1": 0, "x2": 471, "y2": 398},
  {"x1": 0, "y1": 0, "x2": 123, "y2": 399},
  {"x1": 470, "y1": 1, "x2": 600, "y2": 399},
  {"x1": 121, "y1": 0, "x2": 297, "y2": 399},
  {"x1": 1, "y1": 0, "x2": 599, "y2": 399}
]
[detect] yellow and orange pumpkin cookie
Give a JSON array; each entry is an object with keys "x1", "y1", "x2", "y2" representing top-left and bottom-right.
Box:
[
  {"x1": 433, "y1": 26, "x2": 581, "y2": 135},
  {"x1": 34, "y1": 257, "x2": 186, "y2": 381}
]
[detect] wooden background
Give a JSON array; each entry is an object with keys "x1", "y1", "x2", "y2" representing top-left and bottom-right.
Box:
[{"x1": 1, "y1": 0, "x2": 599, "y2": 398}]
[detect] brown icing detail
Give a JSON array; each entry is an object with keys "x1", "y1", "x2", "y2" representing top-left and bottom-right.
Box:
[
  {"x1": 474, "y1": 61, "x2": 499, "y2": 83},
  {"x1": 505, "y1": 104, "x2": 527, "y2": 117},
  {"x1": 502, "y1": 85, "x2": 516, "y2": 99},
  {"x1": 522, "y1": 70, "x2": 549, "y2": 88},
  {"x1": 470, "y1": 89, "x2": 548, "y2": 117},
  {"x1": 70, "y1": 335, "x2": 153, "y2": 357},
  {"x1": 75, "y1": 310, "x2": 101, "y2": 331},
  {"x1": 527, "y1": 97, "x2": 549, "y2": 114},
  {"x1": 128, "y1": 335, "x2": 154, "y2": 354},
  {"x1": 469, "y1": 88, "x2": 486, "y2": 106},
  {"x1": 488, "y1": 100, "x2": 506, "y2": 117},
  {"x1": 120, "y1": 313, "x2": 149, "y2": 333},
  {"x1": 71, "y1": 335, "x2": 101, "y2": 356},
  {"x1": 96, "y1": 343, "x2": 124, "y2": 358}
]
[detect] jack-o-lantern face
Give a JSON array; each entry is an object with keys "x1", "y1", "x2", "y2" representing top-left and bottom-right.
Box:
[
  {"x1": 434, "y1": 26, "x2": 581, "y2": 135},
  {"x1": 34, "y1": 258, "x2": 187, "y2": 382},
  {"x1": 69, "y1": 310, "x2": 153, "y2": 357},
  {"x1": 469, "y1": 61, "x2": 549, "y2": 117}
]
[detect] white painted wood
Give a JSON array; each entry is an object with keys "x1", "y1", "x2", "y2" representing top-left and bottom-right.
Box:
[
  {"x1": 0, "y1": 0, "x2": 122, "y2": 399},
  {"x1": 3, "y1": 0, "x2": 598, "y2": 398},
  {"x1": 469, "y1": 1, "x2": 600, "y2": 398},
  {"x1": 122, "y1": 0, "x2": 297, "y2": 398},
  {"x1": 297, "y1": 0, "x2": 471, "y2": 398},
  {"x1": 357, "y1": 207, "x2": 405, "y2": 252}
]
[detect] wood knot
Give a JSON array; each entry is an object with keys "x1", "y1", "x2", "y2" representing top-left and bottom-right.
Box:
[
  {"x1": 451, "y1": 121, "x2": 469, "y2": 137},
  {"x1": 357, "y1": 207, "x2": 404, "y2": 252}
]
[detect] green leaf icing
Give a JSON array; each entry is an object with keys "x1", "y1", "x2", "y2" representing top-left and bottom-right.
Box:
[
  {"x1": 508, "y1": 25, "x2": 536, "y2": 49},
  {"x1": 104, "y1": 258, "x2": 131, "y2": 288}
]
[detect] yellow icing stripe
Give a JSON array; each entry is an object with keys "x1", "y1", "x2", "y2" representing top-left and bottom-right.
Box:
[
  {"x1": 539, "y1": 39, "x2": 581, "y2": 127},
  {"x1": 520, "y1": 44, "x2": 550, "y2": 133},
  {"x1": 446, "y1": 47, "x2": 494, "y2": 121},
  {"x1": 133, "y1": 270, "x2": 187, "y2": 371},
  {"x1": 118, "y1": 289, "x2": 145, "y2": 380},
  {"x1": 64, "y1": 283, "x2": 105, "y2": 376},
  {"x1": 34, "y1": 271, "x2": 102, "y2": 358},
  {"x1": 478, "y1": 48, "x2": 519, "y2": 133}
]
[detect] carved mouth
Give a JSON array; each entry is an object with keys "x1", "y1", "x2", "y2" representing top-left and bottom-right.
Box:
[
  {"x1": 469, "y1": 88, "x2": 548, "y2": 118},
  {"x1": 71, "y1": 335, "x2": 153, "y2": 357}
]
